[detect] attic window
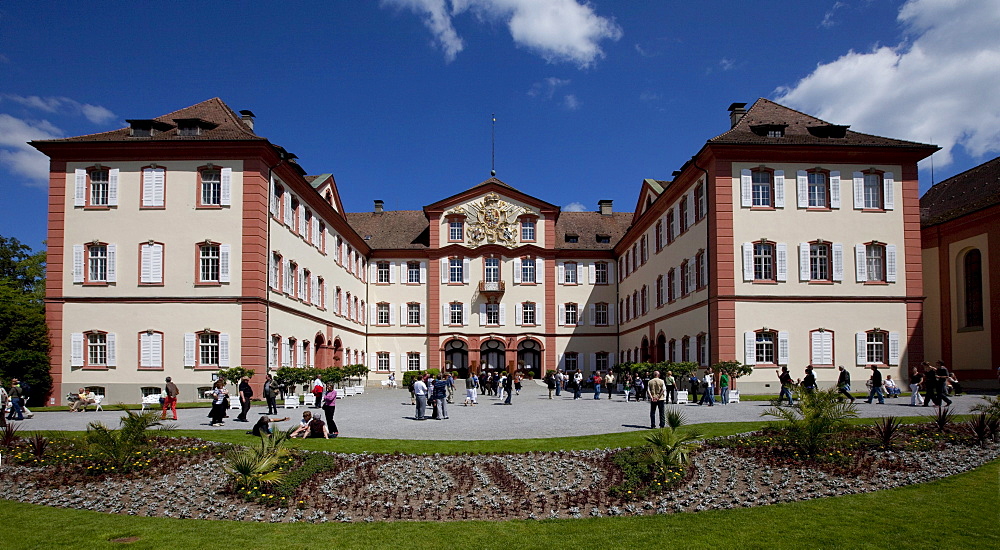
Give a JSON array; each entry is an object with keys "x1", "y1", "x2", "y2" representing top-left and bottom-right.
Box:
[
  {"x1": 178, "y1": 125, "x2": 202, "y2": 137},
  {"x1": 749, "y1": 124, "x2": 788, "y2": 138},
  {"x1": 565, "y1": 234, "x2": 579, "y2": 243},
  {"x1": 174, "y1": 118, "x2": 218, "y2": 137},
  {"x1": 596, "y1": 235, "x2": 611, "y2": 244},
  {"x1": 127, "y1": 119, "x2": 173, "y2": 138},
  {"x1": 807, "y1": 124, "x2": 849, "y2": 139}
]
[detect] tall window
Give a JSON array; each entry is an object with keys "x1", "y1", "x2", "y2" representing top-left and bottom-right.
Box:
[
  {"x1": 695, "y1": 184, "x2": 705, "y2": 220},
  {"x1": 449, "y1": 258, "x2": 463, "y2": 283},
  {"x1": 640, "y1": 235, "x2": 649, "y2": 264},
  {"x1": 808, "y1": 172, "x2": 828, "y2": 208},
  {"x1": 450, "y1": 303, "x2": 464, "y2": 325},
  {"x1": 522, "y1": 302, "x2": 536, "y2": 325},
  {"x1": 377, "y1": 352, "x2": 390, "y2": 371},
  {"x1": 655, "y1": 221, "x2": 664, "y2": 251},
  {"x1": 696, "y1": 251, "x2": 706, "y2": 289},
  {"x1": 408, "y1": 303, "x2": 421, "y2": 325},
  {"x1": 449, "y1": 220, "x2": 464, "y2": 241},
  {"x1": 199, "y1": 332, "x2": 220, "y2": 367},
  {"x1": 200, "y1": 244, "x2": 220, "y2": 282},
  {"x1": 755, "y1": 331, "x2": 776, "y2": 364},
  {"x1": 863, "y1": 173, "x2": 883, "y2": 209},
  {"x1": 564, "y1": 262, "x2": 577, "y2": 284},
  {"x1": 696, "y1": 333, "x2": 707, "y2": 366},
  {"x1": 521, "y1": 219, "x2": 535, "y2": 241},
  {"x1": 88, "y1": 244, "x2": 108, "y2": 282},
  {"x1": 656, "y1": 275, "x2": 664, "y2": 307},
  {"x1": 596, "y1": 352, "x2": 609, "y2": 371},
  {"x1": 564, "y1": 303, "x2": 578, "y2": 325},
  {"x1": 666, "y1": 210, "x2": 676, "y2": 243},
  {"x1": 754, "y1": 242, "x2": 775, "y2": 281},
  {"x1": 407, "y1": 262, "x2": 421, "y2": 283},
  {"x1": 377, "y1": 303, "x2": 390, "y2": 325},
  {"x1": 752, "y1": 170, "x2": 772, "y2": 207},
  {"x1": 377, "y1": 262, "x2": 390, "y2": 284},
  {"x1": 681, "y1": 336, "x2": 691, "y2": 362},
  {"x1": 317, "y1": 277, "x2": 326, "y2": 309},
  {"x1": 564, "y1": 353, "x2": 578, "y2": 371},
  {"x1": 668, "y1": 340, "x2": 676, "y2": 362},
  {"x1": 640, "y1": 285, "x2": 648, "y2": 315},
  {"x1": 866, "y1": 244, "x2": 885, "y2": 282},
  {"x1": 866, "y1": 331, "x2": 886, "y2": 364},
  {"x1": 632, "y1": 291, "x2": 639, "y2": 319},
  {"x1": 88, "y1": 333, "x2": 108, "y2": 366},
  {"x1": 408, "y1": 352, "x2": 421, "y2": 371},
  {"x1": 679, "y1": 196, "x2": 689, "y2": 232},
  {"x1": 486, "y1": 303, "x2": 500, "y2": 325},
  {"x1": 810, "y1": 243, "x2": 831, "y2": 281},
  {"x1": 964, "y1": 249, "x2": 984, "y2": 327},
  {"x1": 594, "y1": 303, "x2": 608, "y2": 326},
  {"x1": 201, "y1": 168, "x2": 221, "y2": 206},
  {"x1": 667, "y1": 268, "x2": 676, "y2": 301},
  {"x1": 681, "y1": 261, "x2": 690, "y2": 295},
  {"x1": 90, "y1": 169, "x2": 109, "y2": 206},
  {"x1": 595, "y1": 262, "x2": 608, "y2": 284},
  {"x1": 521, "y1": 258, "x2": 536, "y2": 283},
  {"x1": 485, "y1": 258, "x2": 499, "y2": 283}
]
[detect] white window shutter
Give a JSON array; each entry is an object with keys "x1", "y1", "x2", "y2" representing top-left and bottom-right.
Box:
[
  {"x1": 608, "y1": 262, "x2": 615, "y2": 283},
  {"x1": 73, "y1": 244, "x2": 84, "y2": 283},
  {"x1": 796, "y1": 170, "x2": 808, "y2": 208},
  {"x1": 419, "y1": 352, "x2": 426, "y2": 371},
  {"x1": 462, "y1": 258, "x2": 470, "y2": 283},
  {"x1": 513, "y1": 258, "x2": 522, "y2": 284},
  {"x1": 103, "y1": 333, "x2": 116, "y2": 366},
  {"x1": 672, "y1": 272, "x2": 680, "y2": 300},
  {"x1": 219, "y1": 244, "x2": 231, "y2": 283},
  {"x1": 440, "y1": 258, "x2": 449, "y2": 284},
  {"x1": 577, "y1": 308, "x2": 585, "y2": 326},
  {"x1": 220, "y1": 167, "x2": 232, "y2": 206},
  {"x1": 479, "y1": 304, "x2": 487, "y2": 326},
  {"x1": 589, "y1": 304, "x2": 596, "y2": 325},
  {"x1": 740, "y1": 169, "x2": 752, "y2": 207},
  {"x1": 830, "y1": 171, "x2": 841, "y2": 208},
  {"x1": 219, "y1": 333, "x2": 230, "y2": 367},
  {"x1": 108, "y1": 168, "x2": 119, "y2": 206},
  {"x1": 74, "y1": 169, "x2": 87, "y2": 206},
  {"x1": 106, "y1": 244, "x2": 117, "y2": 283},
  {"x1": 151, "y1": 244, "x2": 163, "y2": 284},
  {"x1": 71, "y1": 333, "x2": 84, "y2": 367},
  {"x1": 536, "y1": 259, "x2": 544, "y2": 284},
  {"x1": 462, "y1": 303, "x2": 470, "y2": 326},
  {"x1": 776, "y1": 243, "x2": 788, "y2": 282},
  {"x1": 853, "y1": 172, "x2": 864, "y2": 209},
  {"x1": 888, "y1": 332, "x2": 900, "y2": 365},
  {"x1": 141, "y1": 244, "x2": 153, "y2": 283},
  {"x1": 883, "y1": 172, "x2": 895, "y2": 210},
  {"x1": 689, "y1": 255, "x2": 697, "y2": 289},
  {"x1": 389, "y1": 262, "x2": 396, "y2": 284},
  {"x1": 577, "y1": 263, "x2": 584, "y2": 284},
  {"x1": 557, "y1": 304, "x2": 565, "y2": 326},
  {"x1": 151, "y1": 332, "x2": 163, "y2": 368},
  {"x1": 742, "y1": 242, "x2": 754, "y2": 281},
  {"x1": 298, "y1": 206, "x2": 306, "y2": 236},
  {"x1": 856, "y1": 332, "x2": 867, "y2": 365},
  {"x1": 515, "y1": 303, "x2": 525, "y2": 326},
  {"x1": 151, "y1": 168, "x2": 165, "y2": 207},
  {"x1": 269, "y1": 177, "x2": 277, "y2": 215},
  {"x1": 282, "y1": 260, "x2": 290, "y2": 293},
  {"x1": 833, "y1": 243, "x2": 844, "y2": 282},
  {"x1": 557, "y1": 263, "x2": 565, "y2": 284},
  {"x1": 499, "y1": 304, "x2": 506, "y2": 325},
  {"x1": 687, "y1": 192, "x2": 696, "y2": 226},
  {"x1": 701, "y1": 335, "x2": 710, "y2": 366},
  {"x1": 142, "y1": 168, "x2": 154, "y2": 207},
  {"x1": 141, "y1": 332, "x2": 152, "y2": 367},
  {"x1": 670, "y1": 211, "x2": 678, "y2": 239},
  {"x1": 588, "y1": 263, "x2": 596, "y2": 284},
  {"x1": 744, "y1": 331, "x2": 756, "y2": 365},
  {"x1": 370, "y1": 304, "x2": 376, "y2": 323},
  {"x1": 777, "y1": 331, "x2": 789, "y2": 366},
  {"x1": 184, "y1": 333, "x2": 196, "y2": 367},
  {"x1": 284, "y1": 195, "x2": 293, "y2": 226},
  {"x1": 886, "y1": 244, "x2": 897, "y2": 282},
  {"x1": 399, "y1": 303, "x2": 406, "y2": 325},
  {"x1": 774, "y1": 170, "x2": 785, "y2": 208},
  {"x1": 442, "y1": 304, "x2": 449, "y2": 323},
  {"x1": 369, "y1": 262, "x2": 377, "y2": 281},
  {"x1": 672, "y1": 342, "x2": 679, "y2": 363},
  {"x1": 799, "y1": 243, "x2": 811, "y2": 281},
  {"x1": 267, "y1": 336, "x2": 275, "y2": 367},
  {"x1": 811, "y1": 332, "x2": 821, "y2": 364},
  {"x1": 389, "y1": 304, "x2": 396, "y2": 326},
  {"x1": 607, "y1": 304, "x2": 614, "y2": 325},
  {"x1": 312, "y1": 275, "x2": 319, "y2": 304},
  {"x1": 311, "y1": 218, "x2": 319, "y2": 247},
  {"x1": 823, "y1": 332, "x2": 833, "y2": 365},
  {"x1": 419, "y1": 304, "x2": 426, "y2": 325},
  {"x1": 281, "y1": 338, "x2": 290, "y2": 367},
  {"x1": 322, "y1": 228, "x2": 328, "y2": 254},
  {"x1": 419, "y1": 261, "x2": 427, "y2": 283},
  {"x1": 855, "y1": 244, "x2": 867, "y2": 282}
]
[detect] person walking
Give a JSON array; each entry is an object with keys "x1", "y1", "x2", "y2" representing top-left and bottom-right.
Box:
[
  {"x1": 465, "y1": 373, "x2": 479, "y2": 405},
  {"x1": 311, "y1": 375, "x2": 324, "y2": 408},
  {"x1": 605, "y1": 371, "x2": 616, "y2": 400},
  {"x1": 593, "y1": 371, "x2": 603, "y2": 400},
  {"x1": 208, "y1": 379, "x2": 228, "y2": 426},
  {"x1": 718, "y1": 370, "x2": 730, "y2": 405},
  {"x1": 502, "y1": 372, "x2": 513, "y2": 405},
  {"x1": 413, "y1": 376, "x2": 428, "y2": 420},
  {"x1": 236, "y1": 376, "x2": 253, "y2": 421},
  {"x1": 545, "y1": 371, "x2": 556, "y2": 399},
  {"x1": 934, "y1": 361, "x2": 953, "y2": 407},
  {"x1": 0, "y1": 382, "x2": 8, "y2": 428},
  {"x1": 161, "y1": 376, "x2": 179, "y2": 420},
  {"x1": 776, "y1": 367, "x2": 794, "y2": 406},
  {"x1": 647, "y1": 371, "x2": 667, "y2": 429},
  {"x1": 446, "y1": 373, "x2": 456, "y2": 404},
  {"x1": 908, "y1": 366, "x2": 924, "y2": 406},
  {"x1": 264, "y1": 374, "x2": 279, "y2": 414},
  {"x1": 573, "y1": 371, "x2": 583, "y2": 400},
  {"x1": 801, "y1": 366, "x2": 817, "y2": 394},
  {"x1": 554, "y1": 370, "x2": 563, "y2": 397},
  {"x1": 836, "y1": 365, "x2": 855, "y2": 403},
  {"x1": 322, "y1": 383, "x2": 339, "y2": 436},
  {"x1": 687, "y1": 372, "x2": 700, "y2": 404},
  {"x1": 513, "y1": 372, "x2": 522, "y2": 396},
  {"x1": 698, "y1": 368, "x2": 715, "y2": 406},
  {"x1": 7, "y1": 378, "x2": 24, "y2": 421},
  {"x1": 921, "y1": 362, "x2": 938, "y2": 407},
  {"x1": 865, "y1": 365, "x2": 885, "y2": 404},
  {"x1": 434, "y1": 376, "x2": 450, "y2": 417}
]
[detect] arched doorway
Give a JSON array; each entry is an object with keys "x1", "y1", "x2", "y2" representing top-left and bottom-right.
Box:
[
  {"x1": 332, "y1": 338, "x2": 343, "y2": 367},
  {"x1": 656, "y1": 333, "x2": 666, "y2": 364},
  {"x1": 314, "y1": 334, "x2": 327, "y2": 368},
  {"x1": 444, "y1": 339, "x2": 469, "y2": 377},
  {"x1": 641, "y1": 337, "x2": 651, "y2": 363},
  {"x1": 480, "y1": 339, "x2": 506, "y2": 373},
  {"x1": 517, "y1": 339, "x2": 542, "y2": 378}
]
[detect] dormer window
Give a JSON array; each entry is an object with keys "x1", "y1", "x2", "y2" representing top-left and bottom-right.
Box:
[
  {"x1": 565, "y1": 234, "x2": 579, "y2": 243},
  {"x1": 174, "y1": 118, "x2": 218, "y2": 137},
  {"x1": 596, "y1": 234, "x2": 611, "y2": 244},
  {"x1": 750, "y1": 124, "x2": 787, "y2": 138},
  {"x1": 178, "y1": 125, "x2": 202, "y2": 137},
  {"x1": 127, "y1": 119, "x2": 173, "y2": 138}
]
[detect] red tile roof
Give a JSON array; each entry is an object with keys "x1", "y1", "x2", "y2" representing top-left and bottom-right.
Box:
[{"x1": 921, "y1": 155, "x2": 1000, "y2": 227}]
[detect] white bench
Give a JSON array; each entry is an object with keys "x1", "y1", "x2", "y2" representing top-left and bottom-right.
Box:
[
  {"x1": 728, "y1": 390, "x2": 741, "y2": 403},
  {"x1": 92, "y1": 395, "x2": 105, "y2": 412},
  {"x1": 283, "y1": 394, "x2": 301, "y2": 409},
  {"x1": 675, "y1": 390, "x2": 689, "y2": 404},
  {"x1": 140, "y1": 394, "x2": 161, "y2": 412},
  {"x1": 230, "y1": 394, "x2": 242, "y2": 409},
  {"x1": 354, "y1": 385, "x2": 365, "y2": 395}
]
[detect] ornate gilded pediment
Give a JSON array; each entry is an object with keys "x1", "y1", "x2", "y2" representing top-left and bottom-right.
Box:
[{"x1": 446, "y1": 192, "x2": 536, "y2": 248}]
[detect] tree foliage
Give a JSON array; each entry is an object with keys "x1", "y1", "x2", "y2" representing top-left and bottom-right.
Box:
[{"x1": 0, "y1": 236, "x2": 51, "y2": 404}]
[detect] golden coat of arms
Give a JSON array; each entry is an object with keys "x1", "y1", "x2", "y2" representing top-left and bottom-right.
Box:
[{"x1": 448, "y1": 192, "x2": 533, "y2": 248}]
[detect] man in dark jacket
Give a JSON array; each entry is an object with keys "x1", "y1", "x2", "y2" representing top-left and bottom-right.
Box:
[
  {"x1": 236, "y1": 376, "x2": 253, "y2": 421},
  {"x1": 503, "y1": 372, "x2": 514, "y2": 405},
  {"x1": 433, "y1": 377, "x2": 449, "y2": 418},
  {"x1": 865, "y1": 365, "x2": 885, "y2": 404},
  {"x1": 836, "y1": 366, "x2": 854, "y2": 403}
]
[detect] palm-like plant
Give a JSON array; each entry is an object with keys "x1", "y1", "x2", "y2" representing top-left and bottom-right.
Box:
[
  {"x1": 762, "y1": 388, "x2": 858, "y2": 457},
  {"x1": 872, "y1": 416, "x2": 903, "y2": 450},
  {"x1": 640, "y1": 425, "x2": 703, "y2": 469},
  {"x1": 223, "y1": 428, "x2": 294, "y2": 492},
  {"x1": 86, "y1": 408, "x2": 168, "y2": 469}
]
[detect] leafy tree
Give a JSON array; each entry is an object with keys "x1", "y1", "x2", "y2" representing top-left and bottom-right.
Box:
[
  {"x1": 0, "y1": 236, "x2": 51, "y2": 404},
  {"x1": 712, "y1": 360, "x2": 753, "y2": 380}
]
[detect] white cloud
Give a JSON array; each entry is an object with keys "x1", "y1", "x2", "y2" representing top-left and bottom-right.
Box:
[
  {"x1": 383, "y1": 0, "x2": 622, "y2": 67},
  {"x1": 776, "y1": 0, "x2": 1000, "y2": 167},
  {"x1": 820, "y1": 2, "x2": 848, "y2": 28},
  {"x1": 718, "y1": 57, "x2": 735, "y2": 71},
  {"x1": 562, "y1": 94, "x2": 581, "y2": 110},
  {"x1": 1, "y1": 94, "x2": 117, "y2": 124},
  {"x1": 562, "y1": 201, "x2": 587, "y2": 212},
  {"x1": 0, "y1": 114, "x2": 63, "y2": 186},
  {"x1": 528, "y1": 77, "x2": 570, "y2": 99},
  {"x1": 639, "y1": 90, "x2": 661, "y2": 102}
]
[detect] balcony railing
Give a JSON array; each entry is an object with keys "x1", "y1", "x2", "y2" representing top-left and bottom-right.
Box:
[{"x1": 479, "y1": 280, "x2": 505, "y2": 293}]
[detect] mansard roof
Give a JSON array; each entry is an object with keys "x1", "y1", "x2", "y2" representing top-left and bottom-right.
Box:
[
  {"x1": 921, "y1": 155, "x2": 1000, "y2": 227},
  {"x1": 709, "y1": 98, "x2": 936, "y2": 149}
]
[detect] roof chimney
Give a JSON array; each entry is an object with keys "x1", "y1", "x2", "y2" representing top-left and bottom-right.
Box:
[
  {"x1": 728, "y1": 102, "x2": 747, "y2": 128},
  {"x1": 374, "y1": 200, "x2": 384, "y2": 214},
  {"x1": 239, "y1": 110, "x2": 256, "y2": 131},
  {"x1": 598, "y1": 200, "x2": 613, "y2": 216}
]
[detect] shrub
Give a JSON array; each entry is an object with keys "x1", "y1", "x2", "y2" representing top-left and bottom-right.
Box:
[
  {"x1": 966, "y1": 413, "x2": 996, "y2": 448},
  {"x1": 224, "y1": 428, "x2": 295, "y2": 493},
  {"x1": 927, "y1": 407, "x2": 955, "y2": 433},
  {"x1": 26, "y1": 432, "x2": 49, "y2": 459},
  {"x1": 871, "y1": 416, "x2": 903, "y2": 450},
  {"x1": 1, "y1": 423, "x2": 21, "y2": 449},
  {"x1": 762, "y1": 388, "x2": 858, "y2": 457},
  {"x1": 85, "y1": 408, "x2": 169, "y2": 470}
]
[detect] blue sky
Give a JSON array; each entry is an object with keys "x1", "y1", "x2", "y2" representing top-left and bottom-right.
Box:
[{"x1": 2, "y1": 0, "x2": 998, "y2": 251}]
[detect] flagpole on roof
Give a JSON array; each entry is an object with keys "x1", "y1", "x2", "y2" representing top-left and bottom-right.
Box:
[{"x1": 491, "y1": 113, "x2": 496, "y2": 177}]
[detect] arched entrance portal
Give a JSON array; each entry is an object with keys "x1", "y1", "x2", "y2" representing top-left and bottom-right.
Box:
[
  {"x1": 517, "y1": 339, "x2": 541, "y2": 378},
  {"x1": 480, "y1": 339, "x2": 506, "y2": 373},
  {"x1": 332, "y1": 338, "x2": 343, "y2": 368},
  {"x1": 444, "y1": 339, "x2": 469, "y2": 377},
  {"x1": 656, "y1": 334, "x2": 666, "y2": 364},
  {"x1": 314, "y1": 334, "x2": 327, "y2": 368},
  {"x1": 641, "y1": 337, "x2": 651, "y2": 363}
]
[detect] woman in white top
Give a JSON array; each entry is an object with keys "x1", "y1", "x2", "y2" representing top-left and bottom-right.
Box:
[{"x1": 209, "y1": 380, "x2": 228, "y2": 426}]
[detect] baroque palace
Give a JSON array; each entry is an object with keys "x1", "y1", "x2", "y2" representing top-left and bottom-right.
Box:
[{"x1": 34, "y1": 97, "x2": 957, "y2": 403}]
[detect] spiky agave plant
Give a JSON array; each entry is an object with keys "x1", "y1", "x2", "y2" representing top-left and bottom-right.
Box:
[
  {"x1": 640, "y1": 426, "x2": 703, "y2": 469},
  {"x1": 871, "y1": 416, "x2": 903, "y2": 450},
  {"x1": 224, "y1": 427, "x2": 295, "y2": 492},
  {"x1": 762, "y1": 388, "x2": 858, "y2": 458},
  {"x1": 85, "y1": 407, "x2": 166, "y2": 469}
]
